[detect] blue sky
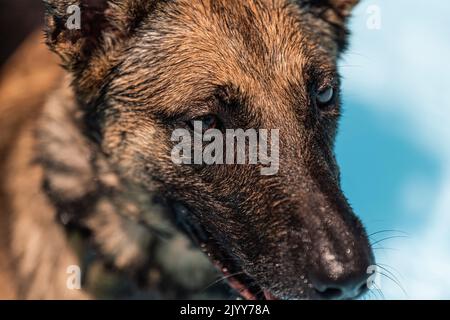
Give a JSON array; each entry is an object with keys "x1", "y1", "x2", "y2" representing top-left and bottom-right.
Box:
[{"x1": 336, "y1": 1, "x2": 450, "y2": 299}]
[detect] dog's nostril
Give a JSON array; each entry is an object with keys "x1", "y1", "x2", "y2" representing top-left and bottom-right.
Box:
[
  {"x1": 315, "y1": 287, "x2": 343, "y2": 300},
  {"x1": 310, "y1": 271, "x2": 370, "y2": 300}
]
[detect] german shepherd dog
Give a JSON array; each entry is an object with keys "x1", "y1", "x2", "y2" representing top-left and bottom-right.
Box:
[{"x1": 0, "y1": 0, "x2": 374, "y2": 299}]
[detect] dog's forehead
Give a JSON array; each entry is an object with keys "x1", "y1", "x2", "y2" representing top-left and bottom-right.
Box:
[{"x1": 112, "y1": 0, "x2": 337, "y2": 117}]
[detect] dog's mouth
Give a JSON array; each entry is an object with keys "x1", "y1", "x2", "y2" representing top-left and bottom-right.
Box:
[
  {"x1": 170, "y1": 202, "x2": 278, "y2": 300},
  {"x1": 200, "y1": 242, "x2": 279, "y2": 300}
]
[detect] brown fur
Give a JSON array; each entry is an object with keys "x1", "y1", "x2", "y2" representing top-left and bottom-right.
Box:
[
  {"x1": 0, "y1": 32, "x2": 64, "y2": 299},
  {"x1": 0, "y1": 0, "x2": 372, "y2": 300}
]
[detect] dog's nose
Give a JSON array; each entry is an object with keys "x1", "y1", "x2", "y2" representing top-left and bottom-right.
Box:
[{"x1": 310, "y1": 268, "x2": 370, "y2": 300}]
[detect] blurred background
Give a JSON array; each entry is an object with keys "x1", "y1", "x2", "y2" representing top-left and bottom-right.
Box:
[
  {"x1": 0, "y1": 0, "x2": 43, "y2": 67},
  {"x1": 1, "y1": 0, "x2": 448, "y2": 299},
  {"x1": 337, "y1": 0, "x2": 450, "y2": 299}
]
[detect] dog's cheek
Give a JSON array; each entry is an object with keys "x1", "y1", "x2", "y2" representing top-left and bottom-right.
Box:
[{"x1": 101, "y1": 119, "x2": 176, "y2": 186}]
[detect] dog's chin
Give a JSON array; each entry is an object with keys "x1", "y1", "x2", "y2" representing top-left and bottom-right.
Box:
[{"x1": 170, "y1": 202, "x2": 281, "y2": 300}]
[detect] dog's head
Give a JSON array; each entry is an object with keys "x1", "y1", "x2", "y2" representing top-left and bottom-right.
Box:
[{"x1": 45, "y1": 0, "x2": 374, "y2": 299}]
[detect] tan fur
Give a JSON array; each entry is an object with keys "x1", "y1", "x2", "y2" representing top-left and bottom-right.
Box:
[
  {"x1": 0, "y1": 32, "x2": 66, "y2": 299},
  {"x1": 4, "y1": 119, "x2": 89, "y2": 299}
]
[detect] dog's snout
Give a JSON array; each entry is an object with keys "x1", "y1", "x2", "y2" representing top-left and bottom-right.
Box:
[{"x1": 310, "y1": 266, "x2": 370, "y2": 300}]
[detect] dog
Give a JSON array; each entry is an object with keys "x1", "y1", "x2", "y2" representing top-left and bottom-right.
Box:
[{"x1": 0, "y1": 0, "x2": 374, "y2": 299}]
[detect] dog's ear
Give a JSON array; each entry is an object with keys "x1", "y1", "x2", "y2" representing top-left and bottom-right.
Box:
[
  {"x1": 44, "y1": 0, "x2": 156, "y2": 68},
  {"x1": 44, "y1": 0, "x2": 156, "y2": 98},
  {"x1": 303, "y1": 0, "x2": 359, "y2": 52},
  {"x1": 322, "y1": 0, "x2": 359, "y2": 18},
  {"x1": 302, "y1": 0, "x2": 359, "y2": 30},
  {"x1": 306, "y1": 0, "x2": 359, "y2": 20}
]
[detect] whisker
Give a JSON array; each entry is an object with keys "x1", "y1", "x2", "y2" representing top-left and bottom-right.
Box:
[
  {"x1": 376, "y1": 265, "x2": 407, "y2": 296},
  {"x1": 372, "y1": 247, "x2": 399, "y2": 251},
  {"x1": 369, "y1": 229, "x2": 409, "y2": 238},
  {"x1": 368, "y1": 288, "x2": 379, "y2": 300},
  {"x1": 201, "y1": 271, "x2": 245, "y2": 292},
  {"x1": 361, "y1": 289, "x2": 372, "y2": 300},
  {"x1": 379, "y1": 271, "x2": 408, "y2": 298},
  {"x1": 371, "y1": 235, "x2": 409, "y2": 247},
  {"x1": 369, "y1": 290, "x2": 378, "y2": 300},
  {"x1": 377, "y1": 263, "x2": 405, "y2": 281},
  {"x1": 376, "y1": 265, "x2": 402, "y2": 284},
  {"x1": 372, "y1": 283, "x2": 385, "y2": 300}
]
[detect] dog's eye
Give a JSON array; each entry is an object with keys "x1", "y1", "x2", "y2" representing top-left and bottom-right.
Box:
[
  {"x1": 316, "y1": 86, "x2": 335, "y2": 106},
  {"x1": 188, "y1": 114, "x2": 219, "y2": 133}
]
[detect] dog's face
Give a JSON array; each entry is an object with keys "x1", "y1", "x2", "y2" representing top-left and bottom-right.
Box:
[{"x1": 45, "y1": 0, "x2": 374, "y2": 299}]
